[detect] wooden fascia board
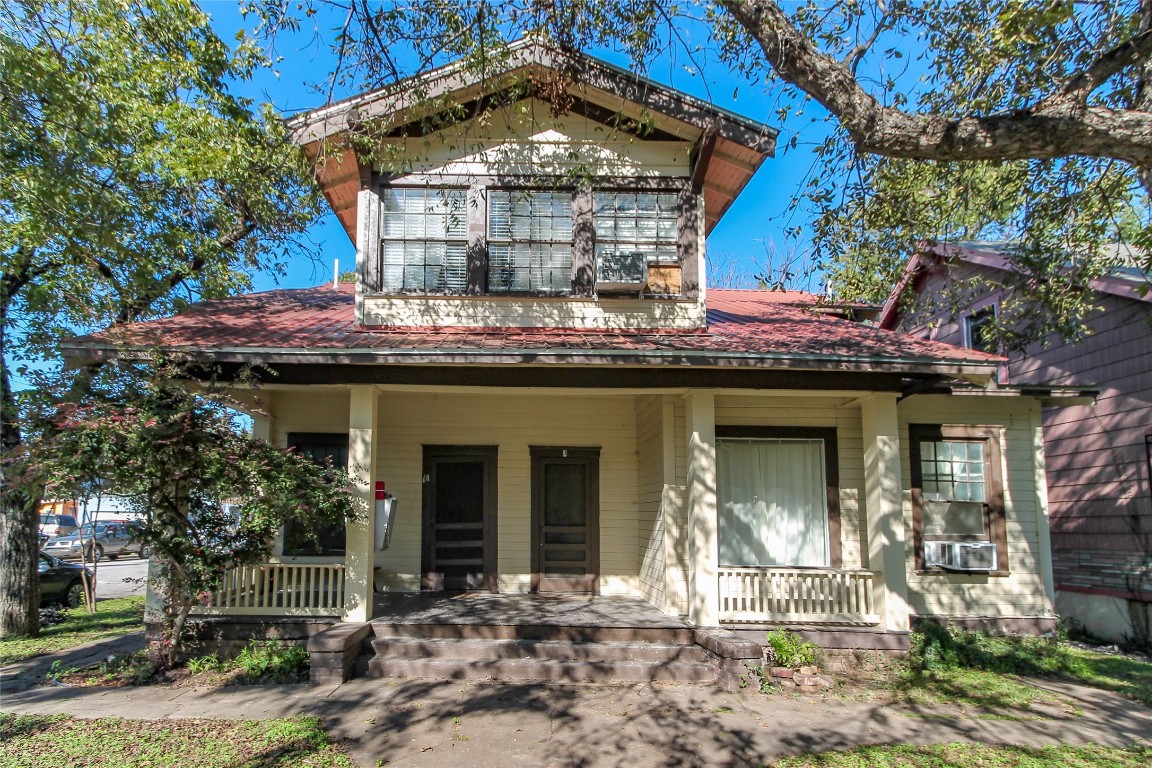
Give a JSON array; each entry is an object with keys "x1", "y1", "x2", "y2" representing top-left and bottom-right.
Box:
[
  {"x1": 289, "y1": 43, "x2": 777, "y2": 155},
  {"x1": 65, "y1": 342, "x2": 996, "y2": 381}
]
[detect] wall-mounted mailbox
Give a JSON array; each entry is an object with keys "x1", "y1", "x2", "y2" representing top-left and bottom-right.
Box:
[{"x1": 374, "y1": 481, "x2": 397, "y2": 550}]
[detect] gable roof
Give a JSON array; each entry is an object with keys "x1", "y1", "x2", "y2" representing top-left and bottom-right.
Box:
[
  {"x1": 288, "y1": 40, "x2": 778, "y2": 244},
  {"x1": 879, "y1": 241, "x2": 1152, "y2": 330},
  {"x1": 63, "y1": 284, "x2": 1002, "y2": 384}
]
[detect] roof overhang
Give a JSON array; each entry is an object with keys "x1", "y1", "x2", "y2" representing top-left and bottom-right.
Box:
[
  {"x1": 288, "y1": 40, "x2": 778, "y2": 245},
  {"x1": 903, "y1": 382, "x2": 1098, "y2": 407}
]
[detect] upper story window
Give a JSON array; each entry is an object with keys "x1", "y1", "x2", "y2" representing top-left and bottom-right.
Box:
[
  {"x1": 488, "y1": 190, "x2": 572, "y2": 294},
  {"x1": 381, "y1": 188, "x2": 467, "y2": 293},
  {"x1": 963, "y1": 305, "x2": 998, "y2": 354},
  {"x1": 594, "y1": 192, "x2": 678, "y2": 283},
  {"x1": 374, "y1": 184, "x2": 694, "y2": 297}
]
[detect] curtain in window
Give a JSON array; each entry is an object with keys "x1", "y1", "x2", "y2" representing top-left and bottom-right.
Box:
[{"x1": 717, "y1": 439, "x2": 829, "y2": 567}]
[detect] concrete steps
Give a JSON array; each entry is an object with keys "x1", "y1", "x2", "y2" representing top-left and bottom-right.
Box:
[{"x1": 362, "y1": 624, "x2": 720, "y2": 684}]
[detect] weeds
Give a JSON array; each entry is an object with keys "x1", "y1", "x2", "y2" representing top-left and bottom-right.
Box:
[{"x1": 764, "y1": 629, "x2": 817, "y2": 668}]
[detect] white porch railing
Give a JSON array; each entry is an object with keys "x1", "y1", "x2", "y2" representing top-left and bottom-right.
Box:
[
  {"x1": 192, "y1": 563, "x2": 346, "y2": 617},
  {"x1": 718, "y1": 567, "x2": 880, "y2": 625}
]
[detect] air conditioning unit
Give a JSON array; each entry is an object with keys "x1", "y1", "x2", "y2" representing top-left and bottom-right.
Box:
[
  {"x1": 597, "y1": 250, "x2": 647, "y2": 289},
  {"x1": 924, "y1": 541, "x2": 997, "y2": 572}
]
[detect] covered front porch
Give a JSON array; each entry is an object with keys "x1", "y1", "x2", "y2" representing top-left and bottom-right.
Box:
[{"x1": 190, "y1": 383, "x2": 911, "y2": 636}]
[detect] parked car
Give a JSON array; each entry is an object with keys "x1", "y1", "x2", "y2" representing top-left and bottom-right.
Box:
[
  {"x1": 43, "y1": 521, "x2": 148, "y2": 562},
  {"x1": 38, "y1": 552, "x2": 90, "y2": 608},
  {"x1": 38, "y1": 513, "x2": 78, "y2": 546}
]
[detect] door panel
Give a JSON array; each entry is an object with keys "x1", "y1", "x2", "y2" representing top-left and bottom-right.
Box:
[
  {"x1": 422, "y1": 447, "x2": 498, "y2": 591},
  {"x1": 532, "y1": 448, "x2": 600, "y2": 593}
]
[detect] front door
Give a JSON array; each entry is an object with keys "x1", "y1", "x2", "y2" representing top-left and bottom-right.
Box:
[
  {"x1": 531, "y1": 447, "x2": 600, "y2": 593},
  {"x1": 422, "y1": 446, "x2": 498, "y2": 591}
]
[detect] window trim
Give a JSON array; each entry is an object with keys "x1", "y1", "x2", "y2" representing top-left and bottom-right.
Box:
[
  {"x1": 715, "y1": 425, "x2": 842, "y2": 569},
  {"x1": 909, "y1": 424, "x2": 1009, "y2": 576}
]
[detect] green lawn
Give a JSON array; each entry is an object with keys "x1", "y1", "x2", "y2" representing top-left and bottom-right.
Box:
[
  {"x1": 772, "y1": 743, "x2": 1151, "y2": 768},
  {"x1": 0, "y1": 714, "x2": 356, "y2": 768},
  {"x1": 0, "y1": 596, "x2": 145, "y2": 666}
]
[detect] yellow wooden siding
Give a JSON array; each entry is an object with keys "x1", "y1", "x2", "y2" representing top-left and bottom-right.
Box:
[
  {"x1": 362, "y1": 295, "x2": 707, "y2": 330},
  {"x1": 898, "y1": 395, "x2": 1053, "y2": 619},
  {"x1": 372, "y1": 391, "x2": 640, "y2": 593},
  {"x1": 635, "y1": 395, "x2": 666, "y2": 609},
  {"x1": 713, "y1": 395, "x2": 867, "y2": 570},
  {"x1": 384, "y1": 98, "x2": 693, "y2": 181}
]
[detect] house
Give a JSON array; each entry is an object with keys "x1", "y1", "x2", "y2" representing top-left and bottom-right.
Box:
[
  {"x1": 879, "y1": 241, "x2": 1152, "y2": 646},
  {"x1": 66, "y1": 44, "x2": 1077, "y2": 682}
]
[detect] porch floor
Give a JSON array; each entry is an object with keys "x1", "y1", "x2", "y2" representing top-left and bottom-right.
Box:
[{"x1": 370, "y1": 592, "x2": 690, "y2": 630}]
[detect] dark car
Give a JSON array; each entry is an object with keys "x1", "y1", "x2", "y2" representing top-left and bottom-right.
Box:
[
  {"x1": 38, "y1": 552, "x2": 89, "y2": 608},
  {"x1": 43, "y1": 521, "x2": 148, "y2": 562}
]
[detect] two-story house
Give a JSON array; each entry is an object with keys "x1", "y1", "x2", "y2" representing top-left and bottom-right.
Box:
[
  {"x1": 880, "y1": 241, "x2": 1151, "y2": 647},
  {"x1": 68, "y1": 43, "x2": 1077, "y2": 682}
]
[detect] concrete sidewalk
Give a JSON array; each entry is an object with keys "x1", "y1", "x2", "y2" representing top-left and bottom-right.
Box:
[{"x1": 3, "y1": 657, "x2": 1150, "y2": 768}]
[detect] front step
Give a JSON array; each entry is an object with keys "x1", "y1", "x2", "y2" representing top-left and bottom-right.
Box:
[{"x1": 363, "y1": 625, "x2": 720, "y2": 684}]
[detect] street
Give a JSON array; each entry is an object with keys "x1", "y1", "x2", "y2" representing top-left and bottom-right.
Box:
[{"x1": 91, "y1": 556, "x2": 148, "y2": 599}]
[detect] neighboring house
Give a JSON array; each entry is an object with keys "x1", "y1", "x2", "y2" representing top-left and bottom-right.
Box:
[
  {"x1": 880, "y1": 241, "x2": 1152, "y2": 646},
  {"x1": 66, "y1": 44, "x2": 1078, "y2": 676}
]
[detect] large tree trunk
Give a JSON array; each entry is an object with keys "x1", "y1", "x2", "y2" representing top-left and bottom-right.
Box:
[{"x1": 0, "y1": 362, "x2": 41, "y2": 637}]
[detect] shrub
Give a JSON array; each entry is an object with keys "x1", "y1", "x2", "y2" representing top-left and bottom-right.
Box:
[
  {"x1": 232, "y1": 642, "x2": 309, "y2": 683},
  {"x1": 765, "y1": 629, "x2": 818, "y2": 668}
]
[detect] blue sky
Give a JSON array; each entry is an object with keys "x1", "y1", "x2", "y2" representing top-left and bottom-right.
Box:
[{"x1": 201, "y1": 0, "x2": 843, "y2": 293}]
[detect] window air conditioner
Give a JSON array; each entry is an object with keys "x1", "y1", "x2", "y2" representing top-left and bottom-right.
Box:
[
  {"x1": 597, "y1": 250, "x2": 647, "y2": 285},
  {"x1": 924, "y1": 541, "x2": 997, "y2": 572}
]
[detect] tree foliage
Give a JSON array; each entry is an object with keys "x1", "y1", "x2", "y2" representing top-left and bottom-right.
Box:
[
  {"x1": 19, "y1": 367, "x2": 362, "y2": 665},
  {"x1": 251, "y1": 0, "x2": 1152, "y2": 339},
  {"x1": 0, "y1": 0, "x2": 320, "y2": 636}
]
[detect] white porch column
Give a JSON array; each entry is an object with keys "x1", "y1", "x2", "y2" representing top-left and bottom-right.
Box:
[
  {"x1": 344, "y1": 386, "x2": 378, "y2": 622},
  {"x1": 1030, "y1": 402, "x2": 1056, "y2": 608},
  {"x1": 685, "y1": 390, "x2": 719, "y2": 627},
  {"x1": 861, "y1": 394, "x2": 911, "y2": 632}
]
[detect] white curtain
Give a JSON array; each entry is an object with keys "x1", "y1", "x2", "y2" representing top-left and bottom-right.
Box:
[{"x1": 718, "y1": 439, "x2": 829, "y2": 567}]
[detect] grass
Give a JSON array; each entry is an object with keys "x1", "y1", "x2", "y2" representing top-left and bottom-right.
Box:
[
  {"x1": 0, "y1": 714, "x2": 356, "y2": 768},
  {"x1": 0, "y1": 597, "x2": 145, "y2": 666},
  {"x1": 770, "y1": 743, "x2": 1151, "y2": 768},
  {"x1": 901, "y1": 624, "x2": 1152, "y2": 709}
]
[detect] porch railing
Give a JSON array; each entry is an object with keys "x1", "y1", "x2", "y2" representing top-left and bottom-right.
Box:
[
  {"x1": 192, "y1": 563, "x2": 346, "y2": 617},
  {"x1": 718, "y1": 567, "x2": 880, "y2": 625}
]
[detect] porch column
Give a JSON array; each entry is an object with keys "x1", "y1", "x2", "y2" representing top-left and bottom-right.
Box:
[
  {"x1": 861, "y1": 394, "x2": 911, "y2": 632},
  {"x1": 1030, "y1": 402, "x2": 1056, "y2": 608},
  {"x1": 685, "y1": 390, "x2": 719, "y2": 627},
  {"x1": 344, "y1": 386, "x2": 378, "y2": 622}
]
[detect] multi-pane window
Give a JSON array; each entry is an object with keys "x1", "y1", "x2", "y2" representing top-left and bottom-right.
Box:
[
  {"x1": 594, "y1": 192, "x2": 678, "y2": 282},
  {"x1": 380, "y1": 188, "x2": 467, "y2": 293},
  {"x1": 917, "y1": 439, "x2": 987, "y2": 537},
  {"x1": 909, "y1": 424, "x2": 1007, "y2": 573},
  {"x1": 716, "y1": 437, "x2": 831, "y2": 568},
  {"x1": 487, "y1": 190, "x2": 573, "y2": 293}
]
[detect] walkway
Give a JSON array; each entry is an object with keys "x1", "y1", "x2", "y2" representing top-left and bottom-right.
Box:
[{"x1": 3, "y1": 656, "x2": 1150, "y2": 768}]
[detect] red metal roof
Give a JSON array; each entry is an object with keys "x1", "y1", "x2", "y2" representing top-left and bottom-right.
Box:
[{"x1": 73, "y1": 283, "x2": 1002, "y2": 370}]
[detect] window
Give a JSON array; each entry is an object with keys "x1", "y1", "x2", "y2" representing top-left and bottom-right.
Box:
[
  {"x1": 909, "y1": 425, "x2": 1008, "y2": 573},
  {"x1": 282, "y1": 433, "x2": 349, "y2": 556},
  {"x1": 487, "y1": 190, "x2": 573, "y2": 293},
  {"x1": 964, "y1": 305, "x2": 998, "y2": 354},
  {"x1": 380, "y1": 188, "x2": 467, "y2": 293},
  {"x1": 716, "y1": 427, "x2": 841, "y2": 569},
  {"x1": 593, "y1": 192, "x2": 678, "y2": 282}
]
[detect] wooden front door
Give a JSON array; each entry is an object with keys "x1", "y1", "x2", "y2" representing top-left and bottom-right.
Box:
[
  {"x1": 531, "y1": 447, "x2": 600, "y2": 593},
  {"x1": 422, "y1": 446, "x2": 498, "y2": 591}
]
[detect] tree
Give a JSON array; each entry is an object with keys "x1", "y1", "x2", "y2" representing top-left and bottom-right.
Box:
[
  {"x1": 21, "y1": 368, "x2": 361, "y2": 665},
  {"x1": 0, "y1": 0, "x2": 320, "y2": 637},
  {"x1": 249, "y1": 0, "x2": 1152, "y2": 337}
]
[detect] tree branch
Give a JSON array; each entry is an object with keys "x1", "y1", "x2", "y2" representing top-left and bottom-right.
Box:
[
  {"x1": 1059, "y1": 27, "x2": 1152, "y2": 103},
  {"x1": 720, "y1": 0, "x2": 1152, "y2": 169}
]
